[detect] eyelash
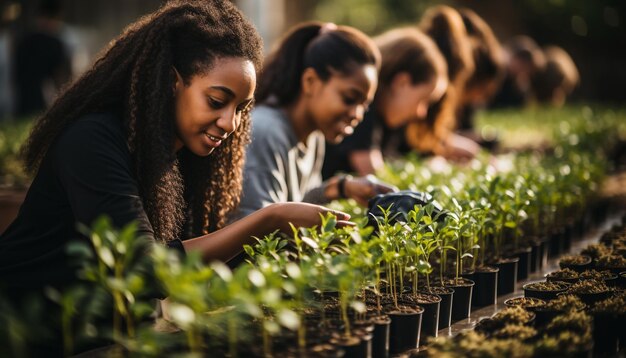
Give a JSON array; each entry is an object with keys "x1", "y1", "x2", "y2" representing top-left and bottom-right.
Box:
[
  {"x1": 208, "y1": 97, "x2": 251, "y2": 114},
  {"x1": 208, "y1": 97, "x2": 225, "y2": 109},
  {"x1": 342, "y1": 95, "x2": 359, "y2": 106}
]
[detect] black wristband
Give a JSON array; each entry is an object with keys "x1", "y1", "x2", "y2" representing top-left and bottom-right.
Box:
[{"x1": 338, "y1": 175, "x2": 349, "y2": 199}]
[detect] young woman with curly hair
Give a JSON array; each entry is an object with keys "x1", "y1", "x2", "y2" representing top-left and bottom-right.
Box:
[
  {"x1": 0, "y1": 0, "x2": 351, "y2": 302},
  {"x1": 231, "y1": 21, "x2": 395, "y2": 221}
]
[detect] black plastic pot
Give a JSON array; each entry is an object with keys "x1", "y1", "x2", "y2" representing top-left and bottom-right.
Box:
[
  {"x1": 330, "y1": 334, "x2": 369, "y2": 358},
  {"x1": 533, "y1": 308, "x2": 562, "y2": 328},
  {"x1": 563, "y1": 223, "x2": 573, "y2": 252},
  {"x1": 573, "y1": 290, "x2": 612, "y2": 306},
  {"x1": 592, "y1": 312, "x2": 620, "y2": 356},
  {"x1": 602, "y1": 266, "x2": 626, "y2": 275},
  {"x1": 503, "y1": 296, "x2": 546, "y2": 312},
  {"x1": 493, "y1": 257, "x2": 519, "y2": 296},
  {"x1": 523, "y1": 281, "x2": 569, "y2": 301},
  {"x1": 545, "y1": 274, "x2": 578, "y2": 285},
  {"x1": 513, "y1": 247, "x2": 532, "y2": 281},
  {"x1": 548, "y1": 229, "x2": 564, "y2": 259},
  {"x1": 471, "y1": 266, "x2": 499, "y2": 308},
  {"x1": 539, "y1": 237, "x2": 549, "y2": 271},
  {"x1": 529, "y1": 239, "x2": 542, "y2": 273},
  {"x1": 602, "y1": 273, "x2": 619, "y2": 287},
  {"x1": 371, "y1": 316, "x2": 390, "y2": 358},
  {"x1": 414, "y1": 293, "x2": 441, "y2": 345},
  {"x1": 387, "y1": 307, "x2": 423, "y2": 354},
  {"x1": 619, "y1": 271, "x2": 626, "y2": 289},
  {"x1": 445, "y1": 278, "x2": 475, "y2": 322},
  {"x1": 559, "y1": 255, "x2": 593, "y2": 273},
  {"x1": 428, "y1": 287, "x2": 454, "y2": 329}
]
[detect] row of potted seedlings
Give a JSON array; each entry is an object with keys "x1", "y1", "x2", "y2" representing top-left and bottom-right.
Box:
[
  {"x1": 70, "y1": 149, "x2": 614, "y2": 356},
  {"x1": 1, "y1": 107, "x2": 623, "y2": 357},
  {"x1": 422, "y1": 219, "x2": 626, "y2": 357}
]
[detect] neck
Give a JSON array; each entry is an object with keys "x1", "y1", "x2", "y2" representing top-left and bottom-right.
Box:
[
  {"x1": 285, "y1": 98, "x2": 315, "y2": 143},
  {"x1": 376, "y1": 90, "x2": 392, "y2": 123}
]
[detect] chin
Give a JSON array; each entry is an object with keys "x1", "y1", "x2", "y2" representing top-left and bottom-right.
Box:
[
  {"x1": 327, "y1": 133, "x2": 344, "y2": 144},
  {"x1": 191, "y1": 147, "x2": 215, "y2": 157}
]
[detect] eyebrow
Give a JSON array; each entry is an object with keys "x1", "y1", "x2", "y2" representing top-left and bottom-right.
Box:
[
  {"x1": 209, "y1": 86, "x2": 236, "y2": 98},
  {"x1": 211, "y1": 86, "x2": 254, "y2": 103},
  {"x1": 345, "y1": 87, "x2": 367, "y2": 100}
]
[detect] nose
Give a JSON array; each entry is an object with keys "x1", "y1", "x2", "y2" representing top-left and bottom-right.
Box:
[
  {"x1": 416, "y1": 102, "x2": 428, "y2": 120},
  {"x1": 349, "y1": 104, "x2": 366, "y2": 122},
  {"x1": 216, "y1": 106, "x2": 240, "y2": 135}
]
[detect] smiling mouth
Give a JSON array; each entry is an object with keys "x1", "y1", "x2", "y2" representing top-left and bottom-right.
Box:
[
  {"x1": 205, "y1": 133, "x2": 224, "y2": 142},
  {"x1": 203, "y1": 132, "x2": 226, "y2": 148}
]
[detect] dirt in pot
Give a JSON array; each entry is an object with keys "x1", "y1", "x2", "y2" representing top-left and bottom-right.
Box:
[{"x1": 504, "y1": 297, "x2": 547, "y2": 310}]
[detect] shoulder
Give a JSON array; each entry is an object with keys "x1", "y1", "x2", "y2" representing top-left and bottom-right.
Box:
[
  {"x1": 249, "y1": 105, "x2": 295, "y2": 150},
  {"x1": 53, "y1": 113, "x2": 128, "y2": 161},
  {"x1": 57, "y1": 113, "x2": 125, "y2": 146}
]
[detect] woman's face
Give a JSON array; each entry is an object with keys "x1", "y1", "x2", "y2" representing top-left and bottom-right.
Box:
[
  {"x1": 174, "y1": 57, "x2": 256, "y2": 156},
  {"x1": 385, "y1": 73, "x2": 447, "y2": 129},
  {"x1": 305, "y1": 64, "x2": 378, "y2": 144}
]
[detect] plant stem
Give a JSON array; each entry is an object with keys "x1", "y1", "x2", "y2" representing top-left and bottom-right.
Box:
[{"x1": 228, "y1": 317, "x2": 237, "y2": 358}]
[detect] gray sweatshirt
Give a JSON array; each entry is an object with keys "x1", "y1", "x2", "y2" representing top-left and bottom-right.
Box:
[{"x1": 231, "y1": 105, "x2": 328, "y2": 221}]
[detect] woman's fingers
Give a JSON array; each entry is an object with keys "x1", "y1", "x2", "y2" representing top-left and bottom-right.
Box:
[
  {"x1": 336, "y1": 220, "x2": 357, "y2": 227},
  {"x1": 328, "y1": 209, "x2": 351, "y2": 221}
]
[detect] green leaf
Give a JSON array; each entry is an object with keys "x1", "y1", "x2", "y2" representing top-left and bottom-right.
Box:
[
  {"x1": 169, "y1": 303, "x2": 195, "y2": 328},
  {"x1": 211, "y1": 262, "x2": 233, "y2": 282},
  {"x1": 66, "y1": 241, "x2": 94, "y2": 259},
  {"x1": 98, "y1": 247, "x2": 115, "y2": 268},
  {"x1": 300, "y1": 236, "x2": 319, "y2": 250},
  {"x1": 248, "y1": 268, "x2": 266, "y2": 287},
  {"x1": 350, "y1": 301, "x2": 366, "y2": 313},
  {"x1": 323, "y1": 215, "x2": 337, "y2": 232},
  {"x1": 277, "y1": 308, "x2": 300, "y2": 330},
  {"x1": 285, "y1": 262, "x2": 301, "y2": 280},
  {"x1": 243, "y1": 245, "x2": 255, "y2": 258}
]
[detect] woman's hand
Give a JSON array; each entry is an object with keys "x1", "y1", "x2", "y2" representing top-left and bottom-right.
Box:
[
  {"x1": 267, "y1": 202, "x2": 354, "y2": 233},
  {"x1": 344, "y1": 174, "x2": 397, "y2": 206},
  {"x1": 440, "y1": 133, "x2": 481, "y2": 162},
  {"x1": 184, "y1": 202, "x2": 353, "y2": 263}
]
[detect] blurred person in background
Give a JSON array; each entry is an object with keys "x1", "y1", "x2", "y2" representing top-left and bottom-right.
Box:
[
  {"x1": 231, "y1": 22, "x2": 395, "y2": 223},
  {"x1": 0, "y1": 4, "x2": 15, "y2": 120},
  {"x1": 456, "y1": 8, "x2": 506, "y2": 150},
  {"x1": 490, "y1": 35, "x2": 545, "y2": 108},
  {"x1": 322, "y1": 27, "x2": 448, "y2": 178},
  {"x1": 12, "y1": 0, "x2": 72, "y2": 118},
  {"x1": 404, "y1": 5, "x2": 481, "y2": 162},
  {"x1": 532, "y1": 45, "x2": 579, "y2": 107}
]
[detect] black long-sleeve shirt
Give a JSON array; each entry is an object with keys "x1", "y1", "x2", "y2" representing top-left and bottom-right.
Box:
[{"x1": 0, "y1": 113, "x2": 185, "y2": 294}]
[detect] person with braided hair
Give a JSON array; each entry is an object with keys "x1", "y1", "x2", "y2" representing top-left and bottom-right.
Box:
[
  {"x1": 231, "y1": 21, "x2": 396, "y2": 222},
  {"x1": 0, "y1": 0, "x2": 353, "y2": 316}
]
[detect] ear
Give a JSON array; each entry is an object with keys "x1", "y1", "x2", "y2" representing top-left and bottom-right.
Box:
[
  {"x1": 172, "y1": 67, "x2": 183, "y2": 93},
  {"x1": 390, "y1": 72, "x2": 411, "y2": 93},
  {"x1": 301, "y1": 67, "x2": 322, "y2": 96}
]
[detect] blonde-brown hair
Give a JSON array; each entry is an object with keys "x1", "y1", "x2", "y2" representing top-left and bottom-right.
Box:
[
  {"x1": 374, "y1": 27, "x2": 447, "y2": 94},
  {"x1": 406, "y1": 5, "x2": 474, "y2": 154}
]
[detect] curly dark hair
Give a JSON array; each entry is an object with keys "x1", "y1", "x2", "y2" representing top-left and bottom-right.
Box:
[{"x1": 20, "y1": 0, "x2": 263, "y2": 241}]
